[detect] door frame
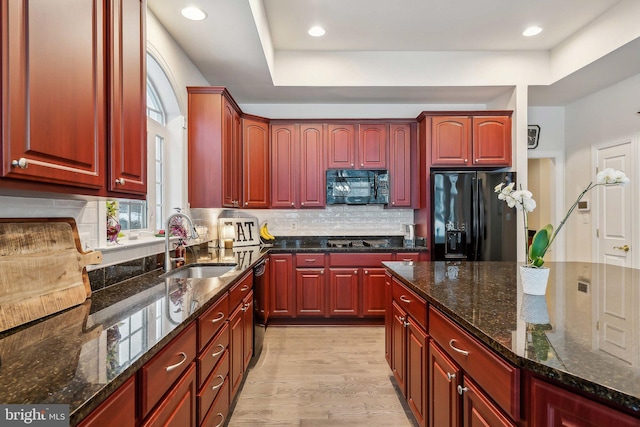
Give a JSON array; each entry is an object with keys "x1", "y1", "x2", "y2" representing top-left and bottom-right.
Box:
[
  {"x1": 527, "y1": 150, "x2": 565, "y2": 262},
  {"x1": 591, "y1": 136, "x2": 639, "y2": 269}
]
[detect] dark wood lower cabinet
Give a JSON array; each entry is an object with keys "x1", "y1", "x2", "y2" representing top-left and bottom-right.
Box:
[
  {"x1": 328, "y1": 268, "x2": 359, "y2": 316},
  {"x1": 406, "y1": 318, "x2": 427, "y2": 427},
  {"x1": 529, "y1": 377, "x2": 639, "y2": 427},
  {"x1": 78, "y1": 376, "x2": 136, "y2": 427},
  {"x1": 428, "y1": 340, "x2": 460, "y2": 427},
  {"x1": 141, "y1": 363, "x2": 197, "y2": 427},
  {"x1": 229, "y1": 303, "x2": 245, "y2": 400},
  {"x1": 391, "y1": 302, "x2": 407, "y2": 395},
  {"x1": 200, "y1": 378, "x2": 230, "y2": 427},
  {"x1": 296, "y1": 268, "x2": 326, "y2": 316},
  {"x1": 462, "y1": 378, "x2": 515, "y2": 427},
  {"x1": 362, "y1": 267, "x2": 386, "y2": 316},
  {"x1": 269, "y1": 254, "x2": 295, "y2": 317}
]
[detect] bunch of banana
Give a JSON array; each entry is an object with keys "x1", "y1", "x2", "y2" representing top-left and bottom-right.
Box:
[{"x1": 259, "y1": 221, "x2": 275, "y2": 241}]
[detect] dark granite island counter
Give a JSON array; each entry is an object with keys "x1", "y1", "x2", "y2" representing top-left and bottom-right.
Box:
[{"x1": 383, "y1": 260, "x2": 640, "y2": 423}]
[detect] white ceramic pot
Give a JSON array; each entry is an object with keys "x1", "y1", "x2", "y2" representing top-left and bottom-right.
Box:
[{"x1": 519, "y1": 266, "x2": 550, "y2": 295}]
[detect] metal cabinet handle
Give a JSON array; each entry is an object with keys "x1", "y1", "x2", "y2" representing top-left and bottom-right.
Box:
[
  {"x1": 11, "y1": 158, "x2": 28, "y2": 169},
  {"x1": 291, "y1": 203, "x2": 295, "y2": 206},
  {"x1": 614, "y1": 245, "x2": 630, "y2": 252},
  {"x1": 464, "y1": 159, "x2": 468, "y2": 163},
  {"x1": 457, "y1": 385, "x2": 468, "y2": 395},
  {"x1": 447, "y1": 372, "x2": 456, "y2": 381},
  {"x1": 211, "y1": 344, "x2": 225, "y2": 358},
  {"x1": 449, "y1": 339, "x2": 469, "y2": 356},
  {"x1": 400, "y1": 295, "x2": 411, "y2": 303},
  {"x1": 360, "y1": 163, "x2": 364, "y2": 167},
  {"x1": 244, "y1": 202, "x2": 248, "y2": 206},
  {"x1": 115, "y1": 178, "x2": 126, "y2": 185},
  {"x1": 301, "y1": 202, "x2": 305, "y2": 206},
  {"x1": 320, "y1": 269, "x2": 324, "y2": 275},
  {"x1": 213, "y1": 413, "x2": 225, "y2": 427},
  {"x1": 305, "y1": 259, "x2": 316, "y2": 262},
  {"x1": 403, "y1": 320, "x2": 410, "y2": 327},
  {"x1": 397, "y1": 315, "x2": 405, "y2": 323},
  {"x1": 364, "y1": 270, "x2": 369, "y2": 274},
  {"x1": 165, "y1": 352, "x2": 188, "y2": 372},
  {"x1": 350, "y1": 163, "x2": 354, "y2": 167},
  {"x1": 211, "y1": 312, "x2": 225, "y2": 323},
  {"x1": 240, "y1": 285, "x2": 250, "y2": 291},
  {"x1": 210, "y1": 375, "x2": 225, "y2": 391},
  {"x1": 354, "y1": 270, "x2": 358, "y2": 274}
]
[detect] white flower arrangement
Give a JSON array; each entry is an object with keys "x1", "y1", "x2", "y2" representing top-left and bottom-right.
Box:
[{"x1": 495, "y1": 168, "x2": 629, "y2": 268}]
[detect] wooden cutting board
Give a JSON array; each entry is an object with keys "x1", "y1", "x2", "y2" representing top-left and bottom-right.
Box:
[{"x1": 0, "y1": 218, "x2": 102, "y2": 333}]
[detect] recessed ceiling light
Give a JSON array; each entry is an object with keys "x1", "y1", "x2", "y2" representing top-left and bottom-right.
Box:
[
  {"x1": 522, "y1": 26, "x2": 542, "y2": 37},
  {"x1": 181, "y1": 6, "x2": 207, "y2": 21},
  {"x1": 308, "y1": 26, "x2": 326, "y2": 37}
]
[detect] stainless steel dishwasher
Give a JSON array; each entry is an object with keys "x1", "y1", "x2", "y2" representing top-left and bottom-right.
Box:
[{"x1": 251, "y1": 258, "x2": 267, "y2": 366}]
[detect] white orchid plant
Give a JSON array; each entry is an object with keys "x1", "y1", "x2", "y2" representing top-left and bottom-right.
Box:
[{"x1": 495, "y1": 168, "x2": 629, "y2": 268}]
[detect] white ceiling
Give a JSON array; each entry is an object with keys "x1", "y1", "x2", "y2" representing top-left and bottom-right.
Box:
[{"x1": 147, "y1": 0, "x2": 640, "y2": 107}]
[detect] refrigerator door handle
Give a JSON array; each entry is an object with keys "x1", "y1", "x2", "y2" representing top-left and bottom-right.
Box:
[{"x1": 476, "y1": 178, "x2": 484, "y2": 260}]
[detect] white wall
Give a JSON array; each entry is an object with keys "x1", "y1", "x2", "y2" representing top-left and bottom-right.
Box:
[{"x1": 564, "y1": 73, "x2": 640, "y2": 261}]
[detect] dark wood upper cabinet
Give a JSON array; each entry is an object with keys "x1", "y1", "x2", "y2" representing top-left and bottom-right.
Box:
[
  {"x1": 1, "y1": 0, "x2": 146, "y2": 197},
  {"x1": 327, "y1": 124, "x2": 356, "y2": 169},
  {"x1": 430, "y1": 114, "x2": 512, "y2": 168},
  {"x1": 358, "y1": 124, "x2": 387, "y2": 169},
  {"x1": 389, "y1": 123, "x2": 413, "y2": 207},
  {"x1": 108, "y1": 0, "x2": 147, "y2": 195},
  {"x1": 242, "y1": 117, "x2": 270, "y2": 208},
  {"x1": 222, "y1": 99, "x2": 242, "y2": 207},
  {"x1": 1, "y1": 0, "x2": 106, "y2": 189},
  {"x1": 298, "y1": 124, "x2": 325, "y2": 207},
  {"x1": 270, "y1": 124, "x2": 297, "y2": 208}
]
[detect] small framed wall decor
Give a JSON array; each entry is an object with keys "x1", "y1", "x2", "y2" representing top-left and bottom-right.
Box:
[{"x1": 528, "y1": 125, "x2": 540, "y2": 149}]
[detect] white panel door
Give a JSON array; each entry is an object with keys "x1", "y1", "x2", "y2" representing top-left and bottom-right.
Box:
[{"x1": 596, "y1": 142, "x2": 633, "y2": 267}]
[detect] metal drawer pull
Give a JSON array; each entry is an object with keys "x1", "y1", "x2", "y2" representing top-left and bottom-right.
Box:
[
  {"x1": 211, "y1": 375, "x2": 225, "y2": 391},
  {"x1": 214, "y1": 413, "x2": 225, "y2": 427},
  {"x1": 211, "y1": 312, "x2": 225, "y2": 323},
  {"x1": 240, "y1": 285, "x2": 250, "y2": 291},
  {"x1": 457, "y1": 385, "x2": 468, "y2": 395},
  {"x1": 211, "y1": 344, "x2": 225, "y2": 358},
  {"x1": 449, "y1": 339, "x2": 469, "y2": 356},
  {"x1": 305, "y1": 259, "x2": 316, "y2": 262},
  {"x1": 400, "y1": 295, "x2": 411, "y2": 303},
  {"x1": 165, "y1": 352, "x2": 188, "y2": 372},
  {"x1": 447, "y1": 372, "x2": 456, "y2": 381},
  {"x1": 11, "y1": 158, "x2": 28, "y2": 169},
  {"x1": 403, "y1": 320, "x2": 410, "y2": 327}
]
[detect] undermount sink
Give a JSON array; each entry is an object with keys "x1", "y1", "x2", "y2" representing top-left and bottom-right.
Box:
[{"x1": 161, "y1": 264, "x2": 236, "y2": 280}]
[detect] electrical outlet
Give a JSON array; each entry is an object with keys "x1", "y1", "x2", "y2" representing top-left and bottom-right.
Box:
[{"x1": 291, "y1": 222, "x2": 297, "y2": 230}]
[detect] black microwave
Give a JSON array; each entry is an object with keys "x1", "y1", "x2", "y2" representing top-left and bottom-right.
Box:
[{"x1": 326, "y1": 170, "x2": 389, "y2": 205}]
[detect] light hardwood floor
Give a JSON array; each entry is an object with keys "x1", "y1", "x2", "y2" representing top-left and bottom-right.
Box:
[{"x1": 227, "y1": 326, "x2": 417, "y2": 427}]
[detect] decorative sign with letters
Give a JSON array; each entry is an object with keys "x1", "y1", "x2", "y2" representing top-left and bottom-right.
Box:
[{"x1": 217, "y1": 217, "x2": 260, "y2": 248}]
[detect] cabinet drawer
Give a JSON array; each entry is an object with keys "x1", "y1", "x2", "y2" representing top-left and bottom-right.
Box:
[
  {"x1": 329, "y1": 252, "x2": 393, "y2": 267},
  {"x1": 296, "y1": 253, "x2": 326, "y2": 267},
  {"x1": 392, "y1": 278, "x2": 427, "y2": 330},
  {"x1": 141, "y1": 362, "x2": 197, "y2": 427},
  {"x1": 198, "y1": 351, "x2": 230, "y2": 425},
  {"x1": 429, "y1": 308, "x2": 520, "y2": 420},
  {"x1": 198, "y1": 323, "x2": 229, "y2": 388},
  {"x1": 78, "y1": 376, "x2": 136, "y2": 427},
  {"x1": 198, "y1": 294, "x2": 229, "y2": 352},
  {"x1": 140, "y1": 323, "x2": 197, "y2": 418},
  {"x1": 200, "y1": 377, "x2": 230, "y2": 427},
  {"x1": 229, "y1": 271, "x2": 253, "y2": 309}
]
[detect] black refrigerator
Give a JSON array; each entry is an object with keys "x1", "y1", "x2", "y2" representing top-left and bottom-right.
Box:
[{"x1": 431, "y1": 171, "x2": 517, "y2": 261}]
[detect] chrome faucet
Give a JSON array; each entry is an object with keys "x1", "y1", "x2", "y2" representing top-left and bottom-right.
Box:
[{"x1": 164, "y1": 209, "x2": 199, "y2": 273}]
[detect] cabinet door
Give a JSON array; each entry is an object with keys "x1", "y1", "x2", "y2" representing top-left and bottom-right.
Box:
[
  {"x1": 327, "y1": 124, "x2": 356, "y2": 169},
  {"x1": 271, "y1": 125, "x2": 297, "y2": 208},
  {"x1": 362, "y1": 267, "x2": 386, "y2": 317},
  {"x1": 296, "y1": 268, "x2": 326, "y2": 316},
  {"x1": 222, "y1": 99, "x2": 241, "y2": 207},
  {"x1": 229, "y1": 304, "x2": 244, "y2": 400},
  {"x1": 242, "y1": 118, "x2": 270, "y2": 208},
  {"x1": 389, "y1": 124, "x2": 413, "y2": 207},
  {"x1": 269, "y1": 254, "x2": 294, "y2": 317},
  {"x1": 472, "y1": 116, "x2": 511, "y2": 167},
  {"x1": 328, "y1": 268, "x2": 359, "y2": 316},
  {"x1": 108, "y1": 0, "x2": 146, "y2": 195},
  {"x1": 2, "y1": 0, "x2": 105, "y2": 189},
  {"x1": 242, "y1": 291, "x2": 254, "y2": 370},
  {"x1": 462, "y1": 378, "x2": 516, "y2": 427},
  {"x1": 407, "y1": 318, "x2": 428, "y2": 427},
  {"x1": 384, "y1": 272, "x2": 393, "y2": 367},
  {"x1": 299, "y1": 124, "x2": 325, "y2": 207},
  {"x1": 529, "y1": 377, "x2": 639, "y2": 427},
  {"x1": 391, "y1": 302, "x2": 407, "y2": 396},
  {"x1": 358, "y1": 124, "x2": 387, "y2": 169},
  {"x1": 142, "y1": 363, "x2": 197, "y2": 427},
  {"x1": 79, "y1": 376, "x2": 136, "y2": 427},
  {"x1": 429, "y1": 341, "x2": 460, "y2": 427},
  {"x1": 431, "y1": 117, "x2": 471, "y2": 166}
]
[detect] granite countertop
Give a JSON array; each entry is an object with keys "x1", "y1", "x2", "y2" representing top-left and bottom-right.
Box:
[
  {"x1": 0, "y1": 237, "x2": 424, "y2": 425},
  {"x1": 265, "y1": 235, "x2": 428, "y2": 253},
  {"x1": 383, "y1": 260, "x2": 640, "y2": 415}
]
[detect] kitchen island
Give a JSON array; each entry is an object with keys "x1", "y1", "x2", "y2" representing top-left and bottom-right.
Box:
[{"x1": 383, "y1": 260, "x2": 639, "y2": 425}]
